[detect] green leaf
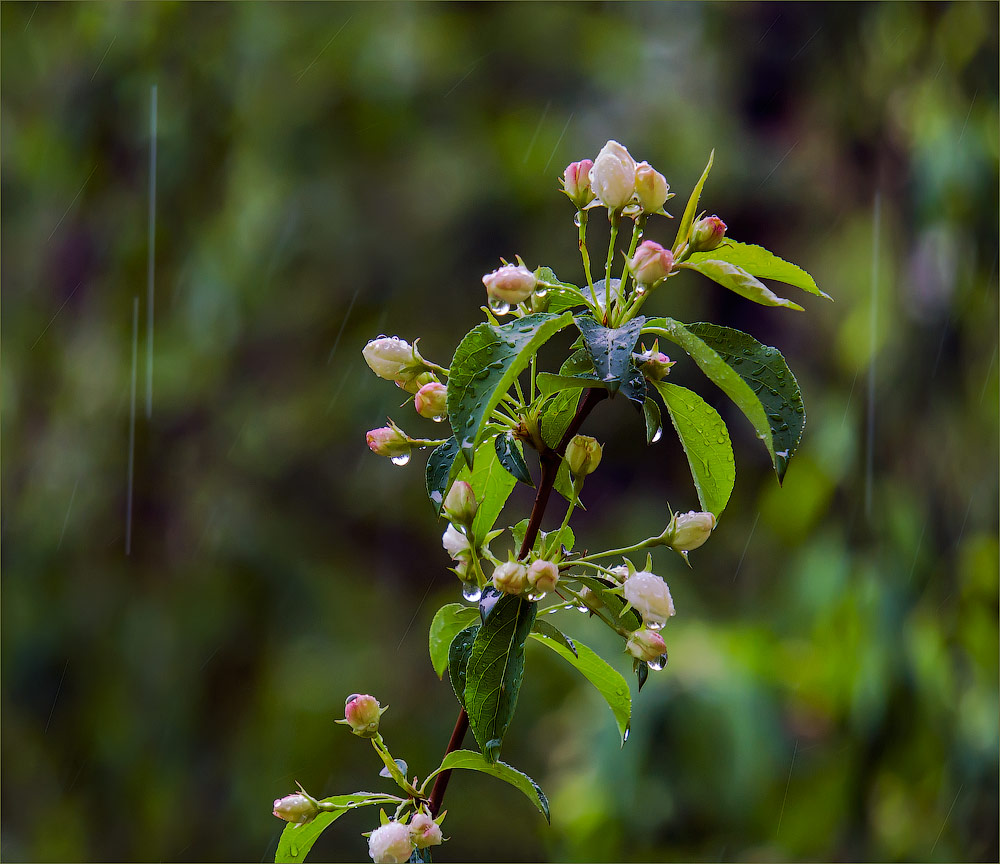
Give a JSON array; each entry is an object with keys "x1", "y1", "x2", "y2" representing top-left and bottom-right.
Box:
[
  {"x1": 425, "y1": 437, "x2": 461, "y2": 515},
  {"x1": 428, "y1": 604, "x2": 480, "y2": 679},
  {"x1": 448, "y1": 312, "x2": 575, "y2": 468},
  {"x1": 464, "y1": 593, "x2": 537, "y2": 762},
  {"x1": 510, "y1": 520, "x2": 575, "y2": 558},
  {"x1": 536, "y1": 267, "x2": 588, "y2": 314},
  {"x1": 650, "y1": 381, "x2": 736, "y2": 516},
  {"x1": 681, "y1": 259, "x2": 804, "y2": 311},
  {"x1": 494, "y1": 432, "x2": 533, "y2": 487},
  {"x1": 687, "y1": 322, "x2": 805, "y2": 483},
  {"x1": 674, "y1": 149, "x2": 714, "y2": 252},
  {"x1": 275, "y1": 794, "x2": 386, "y2": 863},
  {"x1": 571, "y1": 574, "x2": 642, "y2": 631},
  {"x1": 574, "y1": 315, "x2": 645, "y2": 397},
  {"x1": 643, "y1": 398, "x2": 661, "y2": 445},
  {"x1": 426, "y1": 749, "x2": 550, "y2": 822},
  {"x1": 687, "y1": 241, "x2": 830, "y2": 300},
  {"x1": 448, "y1": 624, "x2": 479, "y2": 707},
  {"x1": 456, "y1": 438, "x2": 518, "y2": 538},
  {"x1": 539, "y1": 389, "x2": 582, "y2": 448},
  {"x1": 552, "y1": 457, "x2": 583, "y2": 509},
  {"x1": 529, "y1": 632, "x2": 631, "y2": 743},
  {"x1": 532, "y1": 619, "x2": 577, "y2": 657}
]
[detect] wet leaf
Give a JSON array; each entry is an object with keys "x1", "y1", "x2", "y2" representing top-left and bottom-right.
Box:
[
  {"x1": 274, "y1": 794, "x2": 386, "y2": 863},
  {"x1": 688, "y1": 241, "x2": 830, "y2": 300},
  {"x1": 494, "y1": 432, "x2": 533, "y2": 487},
  {"x1": 448, "y1": 624, "x2": 479, "y2": 708},
  {"x1": 574, "y1": 314, "x2": 646, "y2": 399},
  {"x1": 673, "y1": 149, "x2": 714, "y2": 252},
  {"x1": 428, "y1": 603, "x2": 479, "y2": 679},
  {"x1": 425, "y1": 437, "x2": 461, "y2": 515},
  {"x1": 425, "y1": 749, "x2": 550, "y2": 822},
  {"x1": 681, "y1": 259, "x2": 804, "y2": 311}
]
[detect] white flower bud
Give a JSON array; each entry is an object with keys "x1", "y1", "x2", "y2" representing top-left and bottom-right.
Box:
[
  {"x1": 622, "y1": 570, "x2": 675, "y2": 629},
  {"x1": 368, "y1": 822, "x2": 414, "y2": 864},
  {"x1": 666, "y1": 511, "x2": 716, "y2": 552},
  {"x1": 634, "y1": 161, "x2": 669, "y2": 213},
  {"x1": 442, "y1": 524, "x2": 471, "y2": 561},
  {"x1": 483, "y1": 263, "x2": 537, "y2": 305},
  {"x1": 272, "y1": 793, "x2": 318, "y2": 826},
  {"x1": 409, "y1": 813, "x2": 443, "y2": 849},
  {"x1": 363, "y1": 337, "x2": 418, "y2": 381},
  {"x1": 492, "y1": 561, "x2": 527, "y2": 595},
  {"x1": 443, "y1": 481, "x2": 478, "y2": 526},
  {"x1": 590, "y1": 140, "x2": 637, "y2": 210},
  {"x1": 526, "y1": 559, "x2": 559, "y2": 595}
]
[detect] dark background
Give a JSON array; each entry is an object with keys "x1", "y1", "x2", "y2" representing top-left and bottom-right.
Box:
[{"x1": 2, "y1": 2, "x2": 997, "y2": 861}]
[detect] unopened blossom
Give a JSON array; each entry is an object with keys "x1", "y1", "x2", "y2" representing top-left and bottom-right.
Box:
[
  {"x1": 665, "y1": 511, "x2": 716, "y2": 552},
  {"x1": 634, "y1": 161, "x2": 669, "y2": 213},
  {"x1": 526, "y1": 559, "x2": 560, "y2": 595},
  {"x1": 635, "y1": 342, "x2": 676, "y2": 381},
  {"x1": 562, "y1": 159, "x2": 595, "y2": 208},
  {"x1": 368, "y1": 822, "x2": 414, "y2": 864},
  {"x1": 565, "y1": 435, "x2": 602, "y2": 478},
  {"x1": 493, "y1": 561, "x2": 528, "y2": 595},
  {"x1": 366, "y1": 426, "x2": 410, "y2": 458},
  {"x1": 442, "y1": 524, "x2": 471, "y2": 560},
  {"x1": 622, "y1": 570, "x2": 675, "y2": 629},
  {"x1": 483, "y1": 263, "x2": 536, "y2": 305},
  {"x1": 443, "y1": 481, "x2": 477, "y2": 526},
  {"x1": 689, "y1": 215, "x2": 727, "y2": 252},
  {"x1": 409, "y1": 813, "x2": 443, "y2": 849},
  {"x1": 341, "y1": 693, "x2": 385, "y2": 737},
  {"x1": 363, "y1": 337, "x2": 418, "y2": 382},
  {"x1": 590, "y1": 140, "x2": 637, "y2": 210},
  {"x1": 626, "y1": 628, "x2": 668, "y2": 663},
  {"x1": 414, "y1": 382, "x2": 447, "y2": 419},
  {"x1": 628, "y1": 240, "x2": 673, "y2": 286},
  {"x1": 272, "y1": 793, "x2": 318, "y2": 826}
]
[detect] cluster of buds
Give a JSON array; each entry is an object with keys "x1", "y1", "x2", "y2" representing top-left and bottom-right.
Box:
[
  {"x1": 336, "y1": 693, "x2": 387, "y2": 738},
  {"x1": 659, "y1": 510, "x2": 717, "y2": 554},
  {"x1": 634, "y1": 340, "x2": 676, "y2": 382},
  {"x1": 563, "y1": 140, "x2": 671, "y2": 217},
  {"x1": 492, "y1": 557, "x2": 560, "y2": 599},
  {"x1": 366, "y1": 809, "x2": 445, "y2": 863}
]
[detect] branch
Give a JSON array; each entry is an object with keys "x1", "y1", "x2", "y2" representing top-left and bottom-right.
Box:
[{"x1": 427, "y1": 387, "x2": 608, "y2": 817}]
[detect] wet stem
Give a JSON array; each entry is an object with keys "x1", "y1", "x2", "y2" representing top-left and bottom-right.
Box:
[
  {"x1": 426, "y1": 387, "x2": 609, "y2": 817},
  {"x1": 604, "y1": 210, "x2": 621, "y2": 323}
]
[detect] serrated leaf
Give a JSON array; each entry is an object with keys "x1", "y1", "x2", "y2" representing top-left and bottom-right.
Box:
[
  {"x1": 529, "y1": 632, "x2": 631, "y2": 743},
  {"x1": 448, "y1": 312, "x2": 574, "y2": 468},
  {"x1": 674, "y1": 149, "x2": 714, "y2": 253},
  {"x1": 426, "y1": 749, "x2": 550, "y2": 822},
  {"x1": 688, "y1": 241, "x2": 830, "y2": 300},
  {"x1": 425, "y1": 437, "x2": 461, "y2": 515},
  {"x1": 536, "y1": 267, "x2": 587, "y2": 314},
  {"x1": 650, "y1": 381, "x2": 736, "y2": 516},
  {"x1": 456, "y1": 438, "x2": 518, "y2": 538},
  {"x1": 571, "y1": 574, "x2": 642, "y2": 631},
  {"x1": 275, "y1": 794, "x2": 385, "y2": 863},
  {"x1": 428, "y1": 604, "x2": 480, "y2": 679},
  {"x1": 448, "y1": 624, "x2": 479, "y2": 707},
  {"x1": 681, "y1": 259, "x2": 804, "y2": 311},
  {"x1": 643, "y1": 398, "x2": 661, "y2": 444},
  {"x1": 574, "y1": 315, "x2": 646, "y2": 396},
  {"x1": 464, "y1": 594, "x2": 537, "y2": 762},
  {"x1": 687, "y1": 322, "x2": 805, "y2": 482},
  {"x1": 532, "y1": 618, "x2": 578, "y2": 657},
  {"x1": 539, "y1": 389, "x2": 582, "y2": 448},
  {"x1": 493, "y1": 432, "x2": 534, "y2": 487}
]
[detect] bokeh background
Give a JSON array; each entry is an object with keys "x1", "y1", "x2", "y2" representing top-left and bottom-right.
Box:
[{"x1": 3, "y1": 2, "x2": 998, "y2": 861}]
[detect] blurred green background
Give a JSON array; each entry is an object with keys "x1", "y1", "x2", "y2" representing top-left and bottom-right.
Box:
[{"x1": 3, "y1": 2, "x2": 998, "y2": 861}]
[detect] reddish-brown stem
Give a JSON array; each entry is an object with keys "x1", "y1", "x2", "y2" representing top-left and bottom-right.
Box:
[{"x1": 426, "y1": 387, "x2": 607, "y2": 817}]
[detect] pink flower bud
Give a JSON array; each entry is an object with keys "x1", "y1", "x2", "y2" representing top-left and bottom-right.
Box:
[
  {"x1": 626, "y1": 628, "x2": 668, "y2": 663},
  {"x1": 562, "y1": 159, "x2": 595, "y2": 208},
  {"x1": 665, "y1": 511, "x2": 716, "y2": 552},
  {"x1": 414, "y1": 382, "x2": 448, "y2": 420},
  {"x1": 368, "y1": 822, "x2": 414, "y2": 864},
  {"x1": 442, "y1": 524, "x2": 472, "y2": 560},
  {"x1": 622, "y1": 570, "x2": 675, "y2": 629},
  {"x1": 443, "y1": 481, "x2": 478, "y2": 526},
  {"x1": 628, "y1": 240, "x2": 673, "y2": 286},
  {"x1": 409, "y1": 813, "x2": 444, "y2": 849},
  {"x1": 272, "y1": 793, "x2": 318, "y2": 826},
  {"x1": 366, "y1": 426, "x2": 410, "y2": 458},
  {"x1": 689, "y1": 215, "x2": 727, "y2": 252},
  {"x1": 634, "y1": 344, "x2": 676, "y2": 381},
  {"x1": 590, "y1": 140, "x2": 637, "y2": 210},
  {"x1": 492, "y1": 561, "x2": 527, "y2": 595},
  {"x1": 565, "y1": 434, "x2": 602, "y2": 478},
  {"x1": 363, "y1": 337, "x2": 419, "y2": 382},
  {"x1": 526, "y1": 559, "x2": 560, "y2": 595},
  {"x1": 483, "y1": 263, "x2": 537, "y2": 305},
  {"x1": 343, "y1": 693, "x2": 385, "y2": 737},
  {"x1": 634, "y1": 161, "x2": 669, "y2": 213}
]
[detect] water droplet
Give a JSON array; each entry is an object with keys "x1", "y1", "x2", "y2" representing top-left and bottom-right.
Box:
[
  {"x1": 622, "y1": 727, "x2": 631, "y2": 742},
  {"x1": 526, "y1": 591, "x2": 544, "y2": 602},
  {"x1": 635, "y1": 285, "x2": 647, "y2": 296},
  {"x1": 462, "y1": 582, "x2": 482, "y2": 602},
  {"x1": 646, "y1": 619, "x2": 663, "y2": 631},
  {"x1": 647, "y1": 652, "x2": 668, "y2": 671},
  {"x1": 390, "y1": 452, "x2": 411, "y2": 466},
  {"x1": 651, "y1": 426, "x2": 663, "y2": 443},
  {"x1": 289, "y1": 846, "x2": 299, "y2": 857},
  {"x1": 545, "y1": 606, "x2": 561, "y2": 614},
  {"x1": 576, "y1": 604, "x2": 588, "y2": 613},
  {"x1": 430, "y1": 491, "x2": 443, "y2": 505},
  {"x1": 488, "y1": 296, "x2": 511, "y2": 315},
  {"x1": 432, "y1": 414, "x2": 447, "y2": 423},
  {"x1": 573, "y1": 213, "x2": 582, "y2": 227}
]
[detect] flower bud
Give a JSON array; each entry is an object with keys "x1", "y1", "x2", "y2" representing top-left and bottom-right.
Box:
[
  {"x1": 565, "y1": 435, "x2": 602, "y2": 478},
  {"x1": 626, "y1": 628, "x2": 668, "y2": 663},
  {"x1": 409, "y1": 813, "x2": 444, "y2": 849},
  {"x1": 634, "y1": 341, "x2": 675, "y2": 381},
  {"x1": 689, "y1": 215, "x2": 727, "y2": 252},
  {"x1": 628, "y1": 240, "x2": 673, "y2": 286},
  {"x1": 343, "y1": 693, "x2": 385, "y2": 737},
  {"x1": 492, "y1": 561, "x2": 527, "y2": 595},
  {"x1": 562, "y1": 159, "x2": 595, "y2": 208},
  {"x1": 526, "y1": 559, "x2": 560, "y2": 595},
  {"x1": 634, "y1": 162, "x2": 669, "y2": 213},
  {"x1": 414, "y1": 382, "x2": 448, "y2": 420},
  {"x1": 368, "y1": 822, "x2": 414, "y2": 864},
  {"x1": 272, "y1": 793, "x2": 318, "y2": 826},
  {"x1": 590, "y1": 140, "x2": 637, "y2": 210},
  {"x1": 579, "y1": 586, "x2": 604, "y2": 612},
  {"x1": 397, "y1": 371, "x2": 436, "y2": 396},
  {"x1": 442, "y1": 524, "x2": 472, "y2": 561},
  {"x1": 483, "y1": 263, "x2": 537, "y2": 305},
  {"x1": 363, "y1": 337, "x2": 419, "y2": 382},
  {"x1": 443, "y1": 481, "x2": 478, "y2": 526},
  {"x1": 366, "y1": 426, "x2": 410, "y2": 458},
  {"x1": 608, "y1": 564, "x2": 630, "y2": 583},
  {"x1": 622, "y1": 570, "x2": 675, "y2": 629},
  {"x1": 665, "y1": 510, "x2": 716, "y2": 552}
]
